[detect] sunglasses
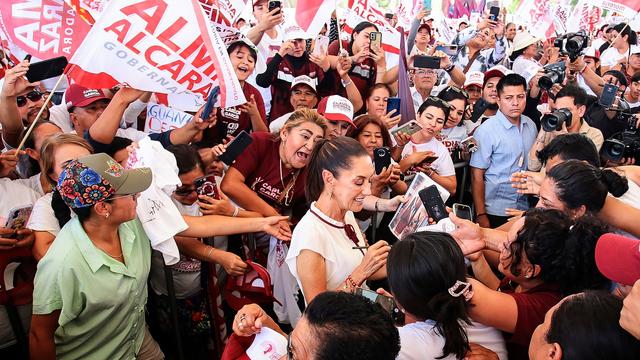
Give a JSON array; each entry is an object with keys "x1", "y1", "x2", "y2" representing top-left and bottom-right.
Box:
[
  {"x1": 174, "y1": 185, "x2": 197, "y2": 197},
  {"x1": 427, "y1": 96, "x2": 453, "y2": 109},
  {"x1": 16, "y1": 90, "x2": 43, "y2": 107},
  {"x1": 446, "y1": 86, "x2": 469, "y2": 99}
]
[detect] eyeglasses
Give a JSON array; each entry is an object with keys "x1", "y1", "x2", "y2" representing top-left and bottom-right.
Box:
[
  {"x1": 413, "y1": 69, "x2": 436, "y2": 76},
  {"x1": 446, "y1": 86, "x2": 469, "y2": 99},
  {"x1": 174, "y1": 185, "x2": 197, "y2": 196},
  {"x1": 109, "y1": 193, "x2": 140, "y2": 201},
  {"x1": 16, "y1": 90, "x2": 43, "y2": 107}
]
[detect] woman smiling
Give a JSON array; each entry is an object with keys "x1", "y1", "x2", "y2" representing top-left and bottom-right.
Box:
[{"x1": 286, "y1": 137, "x2": 391, "y2": 305}]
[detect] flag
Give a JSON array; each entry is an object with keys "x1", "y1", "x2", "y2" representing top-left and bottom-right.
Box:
[
  {"x1": 396, "y1": 27, "x2": 415, "y2": 126},
  {"x1": 199, "y1": 0, "x2": 247, "y2": 26},
  {"x1": 594, "y1": 0, "x2": 639, "y2": 20},
  {"x1": 67, "y1": 0, "x2": 246, "y2": 108},
  {"x1": 0, "y1": 0, "x2": 92, "y2": 60},
  {"x1": 296, "y1": 0, "x2": 335, "y2": 39},
  {"x1": 64, "y1": 0, "x2": 112, "y2": 25},
  {"x1": 396, "y1": 0, "x2": 422, "y2": 33}
]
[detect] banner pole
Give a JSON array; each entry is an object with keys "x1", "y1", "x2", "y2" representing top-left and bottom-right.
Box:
[{"x1": 15, "y1": 74, "x2": 66, "y2": 154}]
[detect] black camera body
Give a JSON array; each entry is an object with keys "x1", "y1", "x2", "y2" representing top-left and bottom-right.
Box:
[
  {"x1": 553, "y1": 30, "x2": 589, "y2": 61},
  {"x1": 538, "y1": 62, "x2": 566, "y2": 91},
  {"x1": 541, "y1": 108, "x2": 573, "y2": 132},
  {"x1": 601, "y1": 113, "x2": 640, "y2": 162}
]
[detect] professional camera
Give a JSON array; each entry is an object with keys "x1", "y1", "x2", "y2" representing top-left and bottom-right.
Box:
[
  {"x1": 538, "y1": 62, "x2": 566, "y2": 91},
  {"x1": 541, "y1": 108, "x2": 572, "y2": 132},
  {"x1": 553, "y1": 30, "x2": 589, "y2": 61},
  {"x1": 601, "y1": 113, "x2": 640, "y2": 162}
]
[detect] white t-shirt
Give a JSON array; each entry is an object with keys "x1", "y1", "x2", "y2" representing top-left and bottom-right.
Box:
[
  {"x1": 26, "y1": 192, "x2": 69, "y2": 236},
  {"x1": 402, "y1": 139, "x2": 456, "y2": 177},
  {"x1": 12, "y1": 173, "x2": 45, "y2": 197},
  {"x1": 0, "y1": 178, "x2": 39, "y2": 349},
  {"x1": 511, "y1": 56, "x2": 541, "y2": 78},
  {"x1": 600, "y1": 47, "x2": 628, "y2": 67},
  {"x1": 50, "y1": 99, "x2": 149, "y2": 134},
  {"x1": 244, "y1": 26, "x2": 282, "y2": 118},
  {"x1": 440, "y1": 125, "x2": 469, "y2": 154},
  {"x1": 397, "y1": 320, "x2": 507, "y2": 360},
  {"x1": 286, "y1": 202, "x2": 366, "y2": 303}
]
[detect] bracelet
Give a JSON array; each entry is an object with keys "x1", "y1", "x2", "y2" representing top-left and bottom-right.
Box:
[
  {"x1": 341, "y1": 78, "x2": 353, "y2": 87},
  {"x1": 232, "y1": 206, "x2": 239, "y2": 217},
  {"x1": 346, "y1": 275, "x2": 358, "y2": 289},
  {"x1": 476, "y1": 213, "x2": 487, "y2": 217},
  {"x1": 205, "y1": 246, "x2": 214, "y2": 259}
]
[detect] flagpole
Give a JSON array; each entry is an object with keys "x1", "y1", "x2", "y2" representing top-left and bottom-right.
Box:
[{"x1": 15, "y1": 74, "x2": 66, "y2": 154}]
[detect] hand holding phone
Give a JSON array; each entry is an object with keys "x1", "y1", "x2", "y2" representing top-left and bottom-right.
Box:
[
  {"x1": 488, "y1": 6, "x2": 500, "y2": 21},
  {"x1": 374, "y1": 147, "x2": 391, "y2": 175},
  {"x1": 369, "y1": 32, "x2": 382, "y2": 52},
  {"x1": 4, "y1": 206, "x2": 33, "y2": 239},
  {"x1": 390, "y1": 120, "x2": 422, "y2": 137},
  {"x1": 313, "y1": 35, "x2": 330, "y2": 56},
  {"x1": 25, "y1": 56, "x2": 68, "y2": 82},
  {"x1": 414, "y1": 55, "x2": 441, "y2": 69},
  {"x1": 419, "y1": 185, "x2": 448, "y2": 222},
  {"x1": 453, "y1": 203, "x2": 473, "y2": 221},
  {"x1": 268, "y1": 0, "x2": 282, "y2": 14},
  {"x1": 195, "y1": 175, "x2": 220, "y2": 200},
  {"x1": 355, "y1": 287, "x2": 404, "y2": 324},
  {"x1": 386, "y1": 97, "x2": 401, "y2": 117},
  {"x1": 201, "y1": 86, "x2": 220, "y2": 121},
  {"x1": 218, "y1": 130, "x2": 254, "y2": 165}
]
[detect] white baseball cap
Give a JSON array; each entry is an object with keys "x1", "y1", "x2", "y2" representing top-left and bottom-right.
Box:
[
  {"x1": 283, "y1": 24, "x2": 308, "y2": 41},
  {"x1": 317, "y1": 95, "x2": 355, "y2": 127},
  {"x1": 630, "y1": 45, "x2": 640, "y2": 56},
  {"x1": 290, "y1": 75, "x2": 317, "y2": 93},
  {"x1": 464, "y1": 71, "x2": 484, "y2": 88}
]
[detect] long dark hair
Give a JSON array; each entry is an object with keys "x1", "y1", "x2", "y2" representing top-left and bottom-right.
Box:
[
  {"x1": 507, "y1": 208, "x2": 611, "y2": 295},
  {"x1": 387, "y1": 232, "x2": 470, "y2": 359},
  {"x1": 305, "y1": 137, "x2": 369, "y2": 202},
  {"x1": 51, "y1": 190, "x2": 102, "y2": 228},
  {"x1": 546, "y1": 159, "x2": 628, "y2": 212},
  {"x1": 546, "y1": 291, "x2": 640, "y2": 359},
  {"x1": 348, "y1": 21, "x2": 378, "y2": 55}
]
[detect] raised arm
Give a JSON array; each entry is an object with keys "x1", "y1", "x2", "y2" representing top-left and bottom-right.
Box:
[
  {"x1": 0, "y1": 60, "x2": 38, "y2": 147},
  {"x1": 88, "y1": 87, "x2": 146, "y2": 144}
]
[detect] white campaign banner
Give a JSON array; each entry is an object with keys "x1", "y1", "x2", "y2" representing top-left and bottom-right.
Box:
[
  {"x1": 145, "y1": 103, "x2": 194, "y2": 134},
  {"x1": 67, "y1": 0, "x2": 246, "y2": 108}
]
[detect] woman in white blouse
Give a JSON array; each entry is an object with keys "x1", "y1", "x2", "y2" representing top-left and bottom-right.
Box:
[{"x1": 286, "y1": 137, "x2": 391, "y2": 304}]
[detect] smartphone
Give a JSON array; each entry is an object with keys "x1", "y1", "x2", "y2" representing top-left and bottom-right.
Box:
[
  {"x1": 414, "y1": 55, "x2": 440, "y2": 69},
  {"x1": 369, "y1": 31, "x2": 382, "y2": 51},
  {"x1": 453, "y1": 203, "x2": 473, "y2": 221},
  {"x1": 435, "y1": 45, "x2": 459, "y2": 56},
  {"x1": 25, "y1": 56, "x2": 68, "y2": 82},
  {"x1": 4, "y1": 205, "x2": 33, "y2": 239},
  {"x1": 268, "y1": 0, "x2": 281, "y2": 14},
  {"x1": 489, "y1": 6, "x2": 500, "y2": 21},
  {"x1": 194, "y1": 175, "x2": 221, "y2": 200},
  {"x1": 390, "y1": 120, "x2": 422, "y2": 137},
  {"x1": 461, "y1": 136, "x2": 478, "y2": 153},
  {"x1": 313, "y1": 35, "x2": 330, "y2": 56},
  {"x1": 374, "y1": 147, "x2": 391, "y2": 175},
  {"x1": 386, "y1": 97, "x2": 401, "y2": 117},
  {"x1": 418, "y1": 155, "x2": 439, "y2": 167},
  {"x1": 201, "y1": 86, "x2": 220, "y2": 120},
  {"x1": 24, "y1": 54, "x2": 32, "y2": 62},
  {"x1": 218, "y1": 130, "x2": 254, "y2": 166},
  {"x1": 355, "y1": 287, "x2": 404, "y2": 324},
  {"x1": 419, "y1": 185, "x2": 448, "y2": 222},
  {"x1": 599, "y1": 83, "x2": 618, "y2": 108}
]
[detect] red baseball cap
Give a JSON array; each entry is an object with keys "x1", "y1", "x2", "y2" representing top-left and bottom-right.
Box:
[
  {"x1": 65, "y1": 84, "x2": 109, "y2": 110},
  {"x1": 317, "y1": 95, "x2": 355, "y2": 127},
  {"x1": 595, "y1": 233, "x2": 640, "y2": 286}
]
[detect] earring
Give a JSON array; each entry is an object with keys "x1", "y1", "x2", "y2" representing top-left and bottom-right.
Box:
[{"x1": 105, "y1": 213, "x2": 110, "y2": 219}]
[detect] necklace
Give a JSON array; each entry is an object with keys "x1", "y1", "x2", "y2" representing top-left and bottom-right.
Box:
[
  {"x1": 91, "y1": 240, "x2": 124, "y2": 260},
  {"x1": 278, "y1": 158, "x2": 300, "y2": 207}
]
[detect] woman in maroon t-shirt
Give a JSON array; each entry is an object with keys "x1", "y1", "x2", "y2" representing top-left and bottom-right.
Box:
[
  {"x1": 221, "y1": 108, "x2": 327, "y2": 232},
  {"x1": 460, "y1": 208, "x2": 610, "y2": 360},
  {"x1": 327, "y1": 21, "x2": 398, "y2": 109}
]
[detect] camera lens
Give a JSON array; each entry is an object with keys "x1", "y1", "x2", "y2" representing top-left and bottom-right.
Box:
[
  {"x1": 538, "y1": 75, "x2": 554, "y2": 91},
  {"x1": 376, "y1": 149, "x2": 385, "y2": 156},
  {"x1": 603, "y1": 140, "x2": 625, "y2": 160}
]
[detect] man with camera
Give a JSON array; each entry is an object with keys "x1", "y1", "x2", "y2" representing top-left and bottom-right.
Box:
[{"x1": 527, "y1": 85, "x2": 604, "y2": 171}]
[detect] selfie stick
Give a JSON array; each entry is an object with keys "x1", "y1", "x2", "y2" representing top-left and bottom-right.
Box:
[{"x1": 15, "y1": 73, "x2": 66, "y2": 155}]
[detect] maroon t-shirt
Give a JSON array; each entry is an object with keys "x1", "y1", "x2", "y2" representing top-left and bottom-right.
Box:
[
  {"x1": 199, "y1": 83, "x2": 267, "y2": 147},
  {"x1": 327, "y1": 40, "x2": 377, "y2": 105},
  {"x1": 499, "y1": 279, "x2": 562, "y2": 360},
  {"x1": 231, "y1": 132, "x2": 308, "y2": 217}
]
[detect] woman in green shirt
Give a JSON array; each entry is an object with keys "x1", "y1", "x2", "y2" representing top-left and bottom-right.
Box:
[{"x1": 29, "y1": 153, "x2": 289, "y2": 359}]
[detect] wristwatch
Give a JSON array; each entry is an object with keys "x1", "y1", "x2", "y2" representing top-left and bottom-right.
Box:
[
  {"x1": 341, "y1": 78, "x2": 353, "y2": 87},
  {"x1": 444, "y1": 63, "x2": 455, "y2": 73}
]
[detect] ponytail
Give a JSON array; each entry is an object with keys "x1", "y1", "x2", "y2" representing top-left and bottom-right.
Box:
[
  {"x1": 429, "y1": 292, "x2": 470, "y2": 359},
  {"x1": 600, "y1": 169, "x2": 628, "y2": 197},
  {"x1": 51, "y1": 189, "x2": 72, "y2": 228}
]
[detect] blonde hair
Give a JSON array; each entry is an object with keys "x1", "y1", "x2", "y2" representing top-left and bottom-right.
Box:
[
  {"x1": 279, "y1": 108, "x2": 328, "y2": 137},
  {"x1": 39, "y1": 133, "x2": 93, "y2": 186}
]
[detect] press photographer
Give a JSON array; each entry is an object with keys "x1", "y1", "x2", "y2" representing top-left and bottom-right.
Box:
[{"x1": 528, "y1": 85, "x2": 604, "y2": 171}]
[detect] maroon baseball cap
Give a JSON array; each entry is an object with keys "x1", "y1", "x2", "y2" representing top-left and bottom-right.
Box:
[
  {"x1": 595, "y1": 233, "x2": 640, "y2": 286},
  {"x1": 65, "y1": 84, "x2": 109, "y2": 110}
]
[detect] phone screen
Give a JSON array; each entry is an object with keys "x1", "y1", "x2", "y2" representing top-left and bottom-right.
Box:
[{"x1": 453, "y1": 203, "x2": 473, "y2": 221}]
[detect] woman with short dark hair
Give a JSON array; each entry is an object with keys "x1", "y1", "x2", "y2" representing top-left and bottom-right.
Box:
[{"x1": 529, "y1": 291, "x2": 640, "y2": 360}]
